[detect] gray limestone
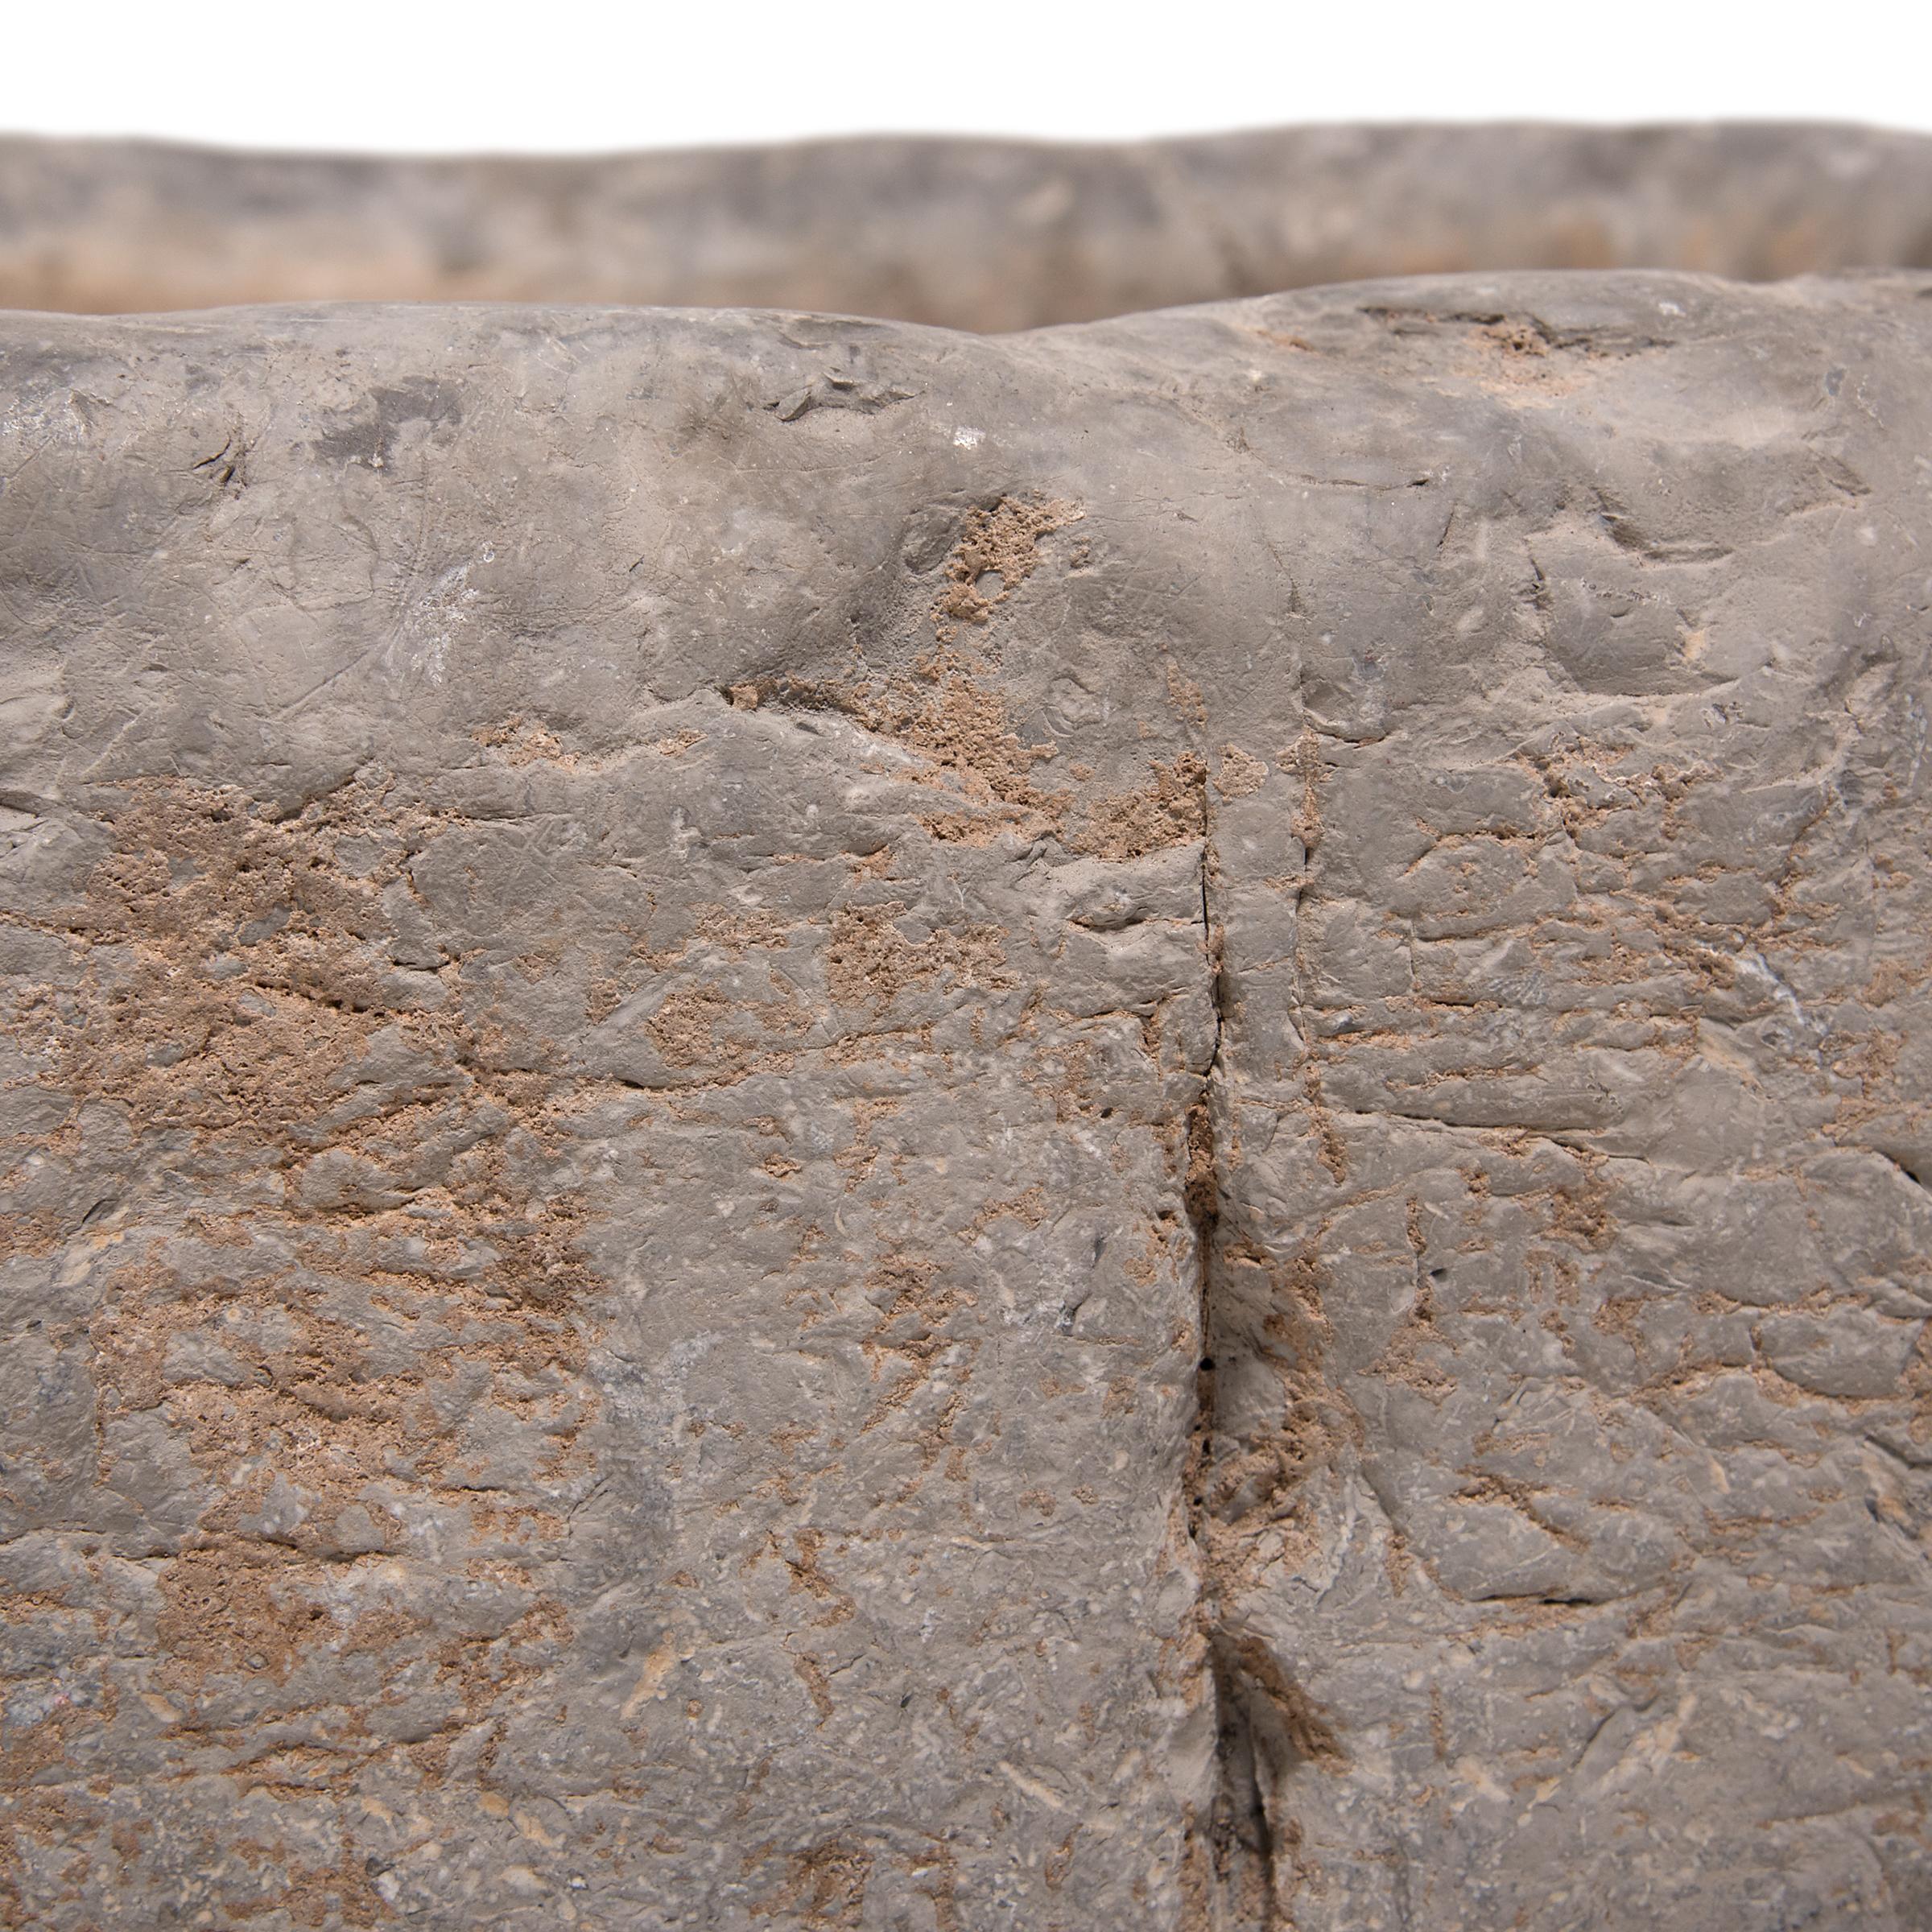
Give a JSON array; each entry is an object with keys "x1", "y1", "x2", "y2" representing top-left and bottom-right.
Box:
[{"x1": 0, "y1": 130, "x2": 1930, "y2": 1932}]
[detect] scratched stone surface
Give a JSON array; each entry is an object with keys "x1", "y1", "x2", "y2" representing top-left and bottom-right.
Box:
[
  {"x1": 1, "y1": 274, "x2": 1930, "y2": 1930},
  {"x1": 3, "y1": 125, "x2": 1932, "y2": 327}
]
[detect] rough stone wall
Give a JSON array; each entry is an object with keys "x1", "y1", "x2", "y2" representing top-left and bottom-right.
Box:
[
  {"x1": 2, "y1": 124, "x2": 1931, "y2": 326},
  {"x1": 1, "y1": 273, "x2": 1929, "y2": 1927}
]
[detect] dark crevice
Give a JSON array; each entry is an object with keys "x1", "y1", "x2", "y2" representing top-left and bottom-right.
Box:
[
  {"x1": 1208, "y1": 1641, "x2": 1281, "y2": 1930},
  {"x1": 1186, "y1": 754, "x2": 1228, "y2": 1497},
  {"x1": 1868, "y1": 1142, "x2": 1931, "y2": 1196},
  {"x1": 1183, "y1": 758, "x2": 1287, "y2": 1927},
  {"x1": 1183, "y1": 745, "x2": 1356, "y2": 1928}
]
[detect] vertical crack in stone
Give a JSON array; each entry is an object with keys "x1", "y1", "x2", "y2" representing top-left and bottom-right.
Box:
[
  {"x1": 1181, "y1": 761, "x2": 1283, "y2": 1928},
  {"x1": 1184, "y1": 789, "x2": 1226, "y2": 1598},
  {"x1": 1208, "y1": 1639, "x2": 1284, "y2": 1932},
  {"x1": 1183, "y1": 731, "x2": 1353, "y2": 1926}
]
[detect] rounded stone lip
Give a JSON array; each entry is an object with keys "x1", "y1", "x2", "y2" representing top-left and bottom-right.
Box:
[{"x1": 2, "y1": 119, "x2": 1930, "y2": 328}]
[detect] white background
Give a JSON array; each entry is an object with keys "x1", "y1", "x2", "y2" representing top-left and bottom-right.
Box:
[{"x1": 5, "y1": 0, "x2": 1930, "y2": 152}]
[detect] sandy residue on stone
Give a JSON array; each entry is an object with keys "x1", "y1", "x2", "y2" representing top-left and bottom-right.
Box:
[
  {"x1": 14, "y1": 774, "x2": 601, "y2": 1794},
  {"x1": 775, "y1": 652, "x2": 1067, "y2": 842},
  {"x1": 1215, "y1": 745, "x2": 1269, "y2": 799},
  {"x1": 1081, "y1": 752, "x2": 1208, "y2": 860},
  {"x1": 931, "y1": 496, "x2": 1080, "y2": 639},
  {"x1": 824, "y1": 902, "x2": 1012, "y2": 1015}
]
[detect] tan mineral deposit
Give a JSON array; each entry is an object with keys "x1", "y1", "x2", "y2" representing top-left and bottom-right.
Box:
[{"x1": 0, "y1": 125, "x2": 1929, "y2": 1930}]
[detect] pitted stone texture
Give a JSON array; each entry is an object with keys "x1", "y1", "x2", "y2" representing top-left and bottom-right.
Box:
[
  {"x1": 2, "y1": 125, "x2": 1932, "y2": 327},
  {"x1": 1, "y1": 275, "x2": 1929, "y2": 1929}
]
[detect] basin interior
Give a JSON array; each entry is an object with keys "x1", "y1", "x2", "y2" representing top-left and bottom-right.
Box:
[{"x1": 1, "y1": 122, "x2": 1930, "y2": 329}]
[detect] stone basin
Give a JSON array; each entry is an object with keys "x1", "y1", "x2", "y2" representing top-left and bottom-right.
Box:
[{"x1": 2, "y1": 126, "x2": 1930, "y2": 1931}]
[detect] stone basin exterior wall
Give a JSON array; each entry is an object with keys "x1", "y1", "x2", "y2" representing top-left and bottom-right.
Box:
[{"x1": 1, "y1": 129, "x2": 1930, "y2": 1932}]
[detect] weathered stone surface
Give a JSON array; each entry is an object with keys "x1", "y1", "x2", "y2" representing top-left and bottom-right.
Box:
[
  {"x1": 2, "y1": 267, "x2": 1930, "y2": 1930},
  {"x1": 2, "y1": 123, "x2": 1932, "y2": 327}
]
